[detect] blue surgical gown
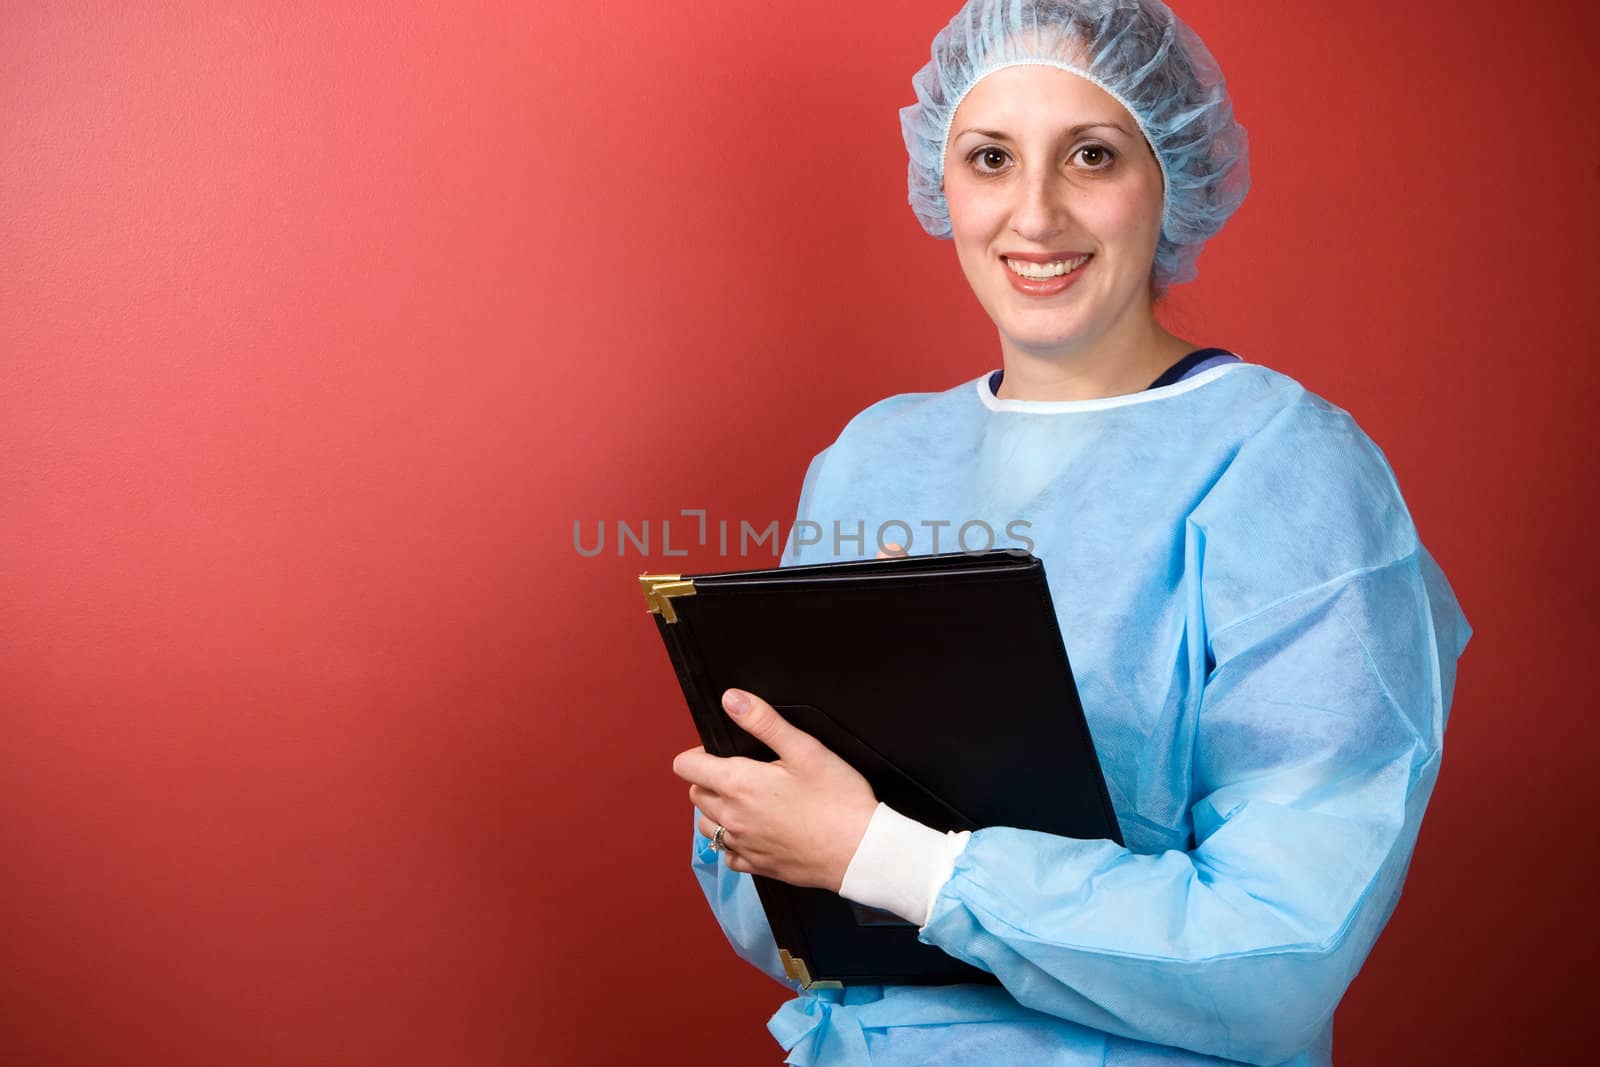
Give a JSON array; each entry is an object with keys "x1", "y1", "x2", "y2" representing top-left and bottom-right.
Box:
[{"x1": 691, "y1": 363, "x2": 1470, "y2": 1066}]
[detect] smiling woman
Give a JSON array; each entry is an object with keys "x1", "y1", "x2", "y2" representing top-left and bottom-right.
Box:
[
  {"x1": 943, "y1": 65, "x2": 1185, "y2": 398},
  {"x1": 670, "y1": 2, "x2": 1469, "y2": 1065}
]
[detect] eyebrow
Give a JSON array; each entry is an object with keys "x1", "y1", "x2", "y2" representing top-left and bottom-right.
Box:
[{"x1": 954, "y1": 122, "x2": 1131, "y2": 140}]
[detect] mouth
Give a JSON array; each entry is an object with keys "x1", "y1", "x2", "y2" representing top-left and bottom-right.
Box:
[
  {"x1": 999, "y1": 252, "x2": 1094, "y2": 296},
  {"x1": 1002, "y1": 253, "x2": 1093, "y2": 280}
]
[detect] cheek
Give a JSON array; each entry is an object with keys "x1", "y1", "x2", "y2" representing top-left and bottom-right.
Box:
[
  {"x1": 945, "y1": 182, "x2": 1003, "y2": 260},
  {"x1": 949, "y1": 225, "x2": 992, "y2": 308},
  {"x1": 944, "y1": 185, "x2": 1007, "y2": 314},
  {"x1": 1081, "y1": 180, "x2": 1164, "y2": 257}
]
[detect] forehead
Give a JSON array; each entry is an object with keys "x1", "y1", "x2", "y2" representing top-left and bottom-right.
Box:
[{"x1": 950, "y1": 65, "x2": 1137, "y2": 138}]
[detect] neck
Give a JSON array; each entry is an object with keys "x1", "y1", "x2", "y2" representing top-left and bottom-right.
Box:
[{"x1": 994, "y1": 303, "x2": 1195, "y2": 402}]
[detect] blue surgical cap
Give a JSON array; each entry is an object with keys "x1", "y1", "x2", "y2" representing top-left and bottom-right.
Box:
[{"x1": 901, "y1": 0, "x2": 1250, "y2": 290}]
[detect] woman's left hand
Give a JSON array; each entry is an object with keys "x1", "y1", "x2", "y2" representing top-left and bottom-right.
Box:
[{"x1": 672, "y1": 688, "x2": 878, "y2": 892}]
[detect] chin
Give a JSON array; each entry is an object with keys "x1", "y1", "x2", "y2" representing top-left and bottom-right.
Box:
[
  {"x1": 1005, "y1": 336, "x2": 1091, "y2": 359},
  {"x1": 997, "y1": 316, "x2": 1096, "y2": 355}
]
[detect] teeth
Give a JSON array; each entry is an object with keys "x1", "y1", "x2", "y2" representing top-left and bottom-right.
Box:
[{"x1": 1005, "y1": 255, "x2": 1089, "y2": 280}]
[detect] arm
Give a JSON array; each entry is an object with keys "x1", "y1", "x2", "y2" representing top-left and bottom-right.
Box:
[{"x1": 901, "y1": 553, "x2": 1463, "y2": 1065}]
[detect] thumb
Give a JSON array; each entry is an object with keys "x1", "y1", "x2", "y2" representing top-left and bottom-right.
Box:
[
  {"x1": 876, "y1": 542, "x2": 906, "y2": 559},
  {"x1": 723, "y1": 688, "x2": 817, "y2": 761}
]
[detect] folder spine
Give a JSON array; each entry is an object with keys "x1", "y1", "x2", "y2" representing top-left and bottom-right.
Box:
[{"x1": 654, "y1": 613, "x2": 734, "y2": 757}]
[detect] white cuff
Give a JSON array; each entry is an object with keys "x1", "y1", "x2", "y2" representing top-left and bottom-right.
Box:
[{"x1": 838, "y1": 802, "x2": 971, "y2": 928}]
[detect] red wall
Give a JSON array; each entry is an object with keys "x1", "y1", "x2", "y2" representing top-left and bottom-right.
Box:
[{"x1": 2, "y1": 2, "x2": 1595, "y2": 1063}]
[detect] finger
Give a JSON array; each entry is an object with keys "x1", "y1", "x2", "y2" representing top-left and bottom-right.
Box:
[
  {"x1": 688, "y1": 783, "x2": 721, "y2": 810},
  {"x1": 670, "y1": 746, "x2": 705, "y2": 780},
  {"x1": 672, "y1": 747, "x2": 734, "y2": 786},
  {"x1": 876, "y1": 542, "x2": 905, "y2": 559},
  {"x1": 697, "y1": 815, "x2": 743, "y2": 860},
  {"x1": 722, "y1": 688, "x2": 820, "y2": 762}
]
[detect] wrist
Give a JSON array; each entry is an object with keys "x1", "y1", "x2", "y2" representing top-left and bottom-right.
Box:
[
  {"x1": 831, "y1": 797, "x2": 879, "y2": 892},
  {"x1": 837, "y1": 802, "x2": 971, "y2": 927}
]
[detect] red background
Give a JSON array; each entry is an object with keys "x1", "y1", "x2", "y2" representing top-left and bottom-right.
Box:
[{"x1": 3, "y1": 1, "x2": 1596, "y2": 1063}]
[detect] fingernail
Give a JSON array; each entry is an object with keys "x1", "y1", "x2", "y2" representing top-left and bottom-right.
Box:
[{"x1": 724, "y1": 689, "x2": 751, "y2": 716}]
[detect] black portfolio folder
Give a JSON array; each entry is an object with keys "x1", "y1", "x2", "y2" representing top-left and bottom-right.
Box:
[{"x1": 642, "y1": 550, "x2": 1122, "y2": 988}]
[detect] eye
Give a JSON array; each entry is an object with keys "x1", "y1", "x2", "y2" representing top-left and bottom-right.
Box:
[
  {"x1": 968, "y1": 146, "x2": 1012, "y2": 174},
  {"x1": 1073, "y1": 144, "x2": 1115, "y2": 169}
]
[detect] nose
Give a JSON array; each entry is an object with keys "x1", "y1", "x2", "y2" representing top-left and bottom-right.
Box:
[{"x1": 1009, "y1": 166, "x2": 1068, "y2": 243}]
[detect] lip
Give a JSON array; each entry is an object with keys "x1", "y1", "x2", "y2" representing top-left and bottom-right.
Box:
[
  {"x1": 1003, "y1": 251, "x2": 1092, "y2": 263},
  {"x1": 1000, "y1": 252, "x2": 1093, "y2": 297}
]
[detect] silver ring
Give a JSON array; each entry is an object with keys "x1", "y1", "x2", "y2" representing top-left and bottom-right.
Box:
[{"x1": 710, "y1": 824, "x2": 728, "y2": 853}]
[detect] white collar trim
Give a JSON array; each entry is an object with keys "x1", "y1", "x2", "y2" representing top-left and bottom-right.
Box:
[{"x1": 976, "y1": 361, "x2": 1243, "y2": 413}]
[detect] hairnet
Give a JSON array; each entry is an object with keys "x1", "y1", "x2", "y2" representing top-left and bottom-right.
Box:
[{"x1": 900, "y1": 0, "x2": 1250, "y2": 290}]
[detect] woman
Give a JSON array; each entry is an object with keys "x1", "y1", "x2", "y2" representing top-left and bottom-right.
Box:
[{"x1": 671, "y1": 1, "x2": 1469, "y2": 1063}]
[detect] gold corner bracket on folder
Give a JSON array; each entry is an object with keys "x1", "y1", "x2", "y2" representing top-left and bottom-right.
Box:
[
  {"x1": 639, "y1": 573, "x2": 696, "y2": 623},
  {"x1": 779, "y1": 949, "x2": 843, "y2": 991}
]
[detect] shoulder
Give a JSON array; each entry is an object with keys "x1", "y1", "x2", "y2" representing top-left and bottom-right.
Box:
[
  {"x1": 1216, "y1": 366, "x2": 1409, "y2": 525},
  {"x1": 837, "y1": 376, "x2": 981, "y2": 443},
  {"x1": 1164, "y1": 363, "x2": 1400, "y2": 489},
  {"x1": 799, "y1": 375, "x2": 983, "y2": 475},
  {"x1": 1193, "y1": 366, "x2": 1425, "y2": 623},
  {"x1": 781, "y1": 380, "x2": 980, "y2": 563}
]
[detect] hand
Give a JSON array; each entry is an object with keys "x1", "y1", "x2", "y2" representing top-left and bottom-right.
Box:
[{"x1": 672, "y1": 688, "x2": 878, "y2": 892}]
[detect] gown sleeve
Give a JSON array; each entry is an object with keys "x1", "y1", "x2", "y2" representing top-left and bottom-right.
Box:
[
  {"x1": 690, "y1": 809, "x2": 796, "y2": 988},
  {"x1": 916, "y1": 497, "x2": 1469, "y2": 1063}
]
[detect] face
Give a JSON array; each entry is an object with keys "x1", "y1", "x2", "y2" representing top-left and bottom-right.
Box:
[{"x1": 943, "y1": 64, "x2": 1166, "y2": 363}]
